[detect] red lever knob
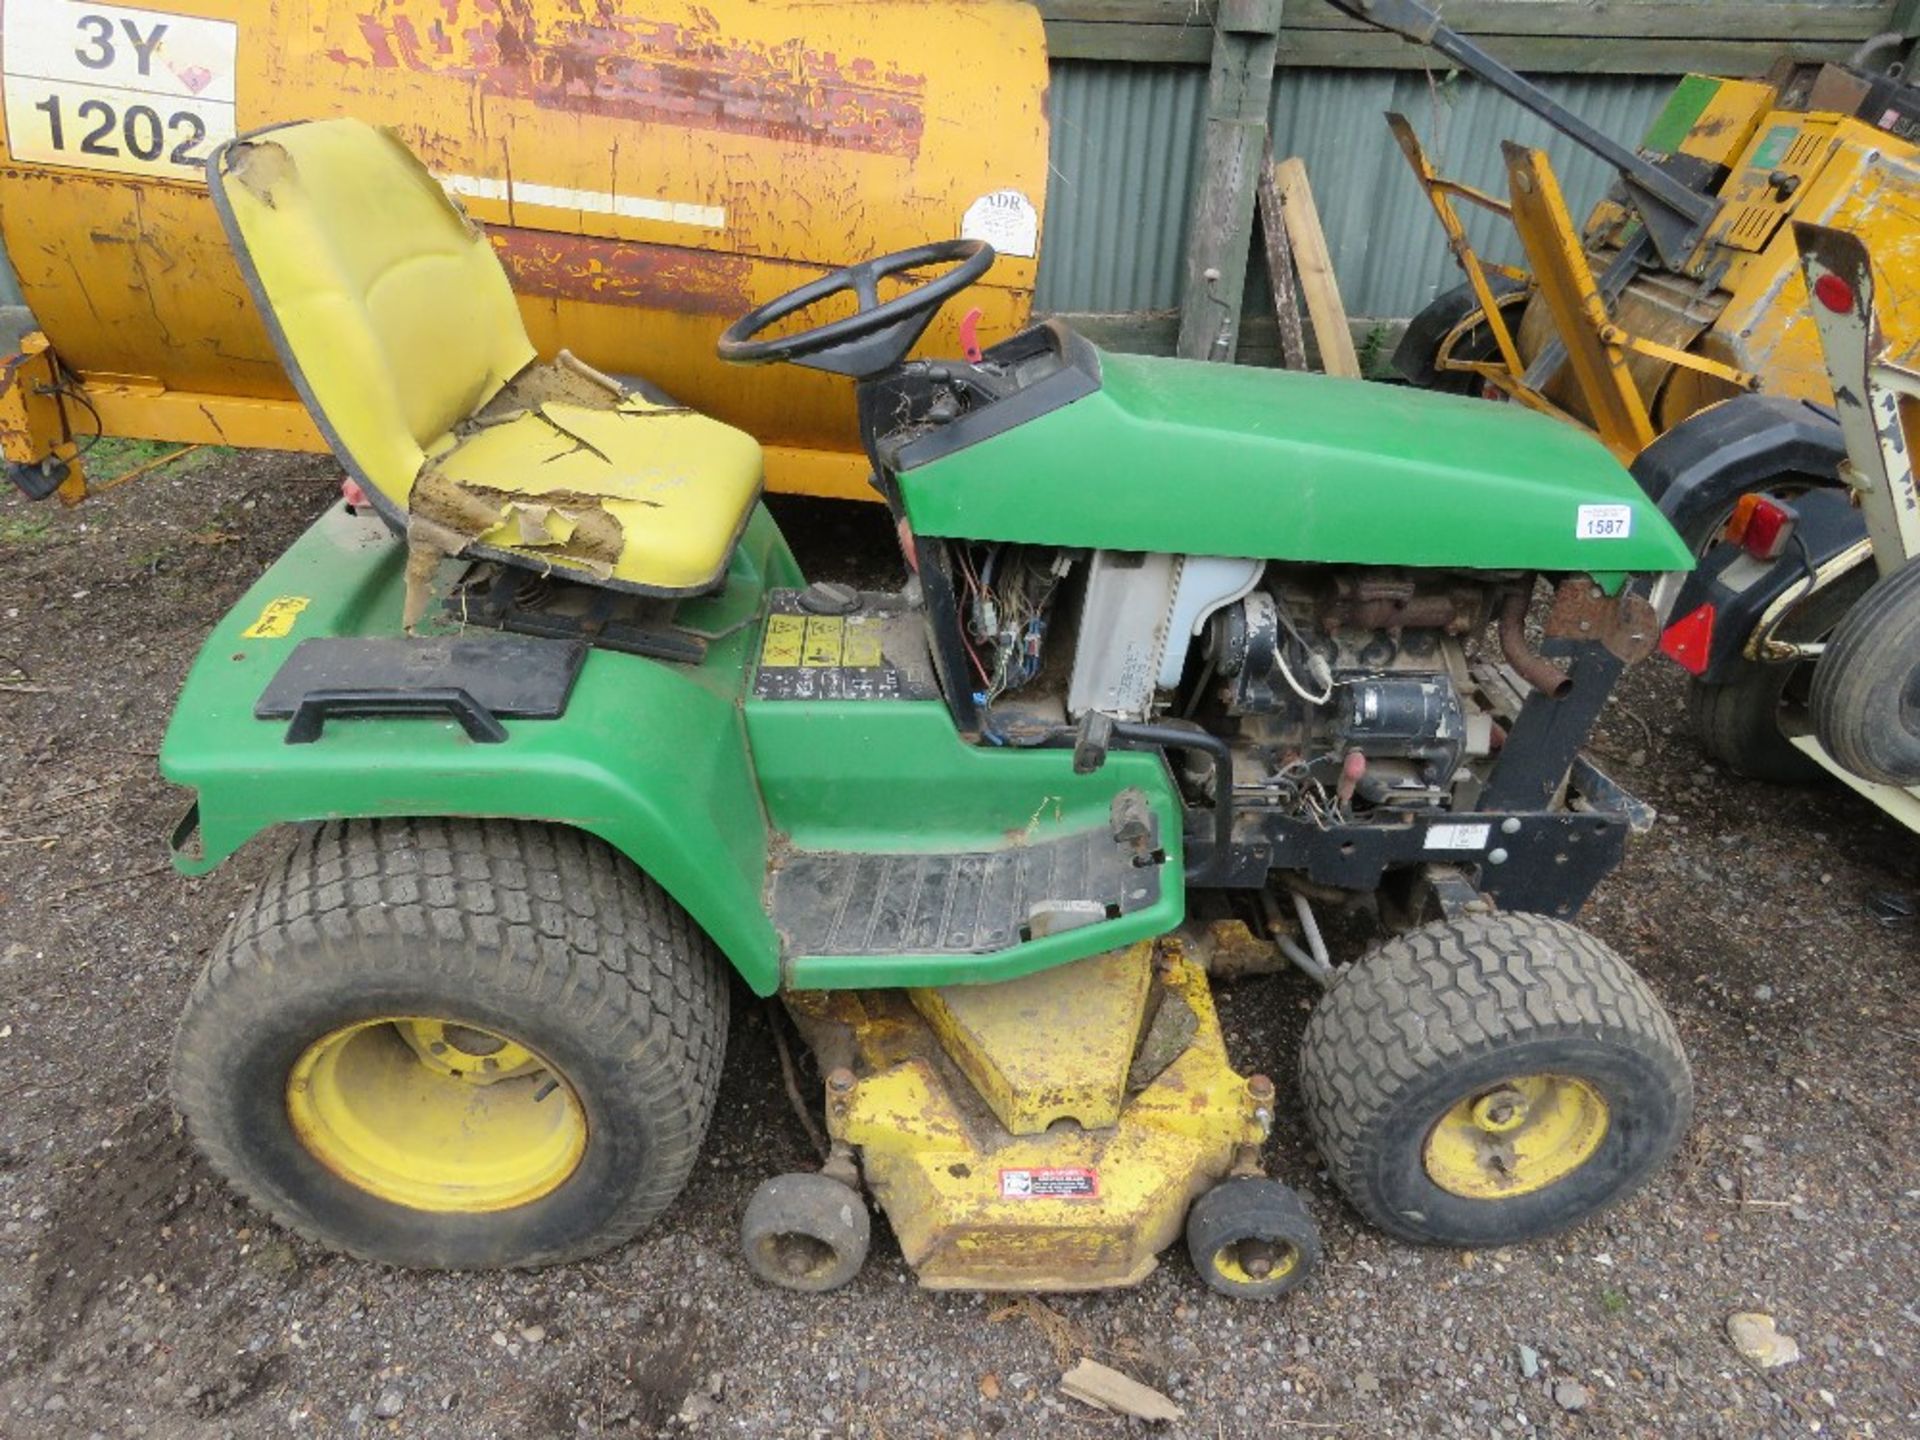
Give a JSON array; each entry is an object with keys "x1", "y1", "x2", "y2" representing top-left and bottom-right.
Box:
[{"x1": 958, "y1": 307, "x2": 985, "y2": 364}]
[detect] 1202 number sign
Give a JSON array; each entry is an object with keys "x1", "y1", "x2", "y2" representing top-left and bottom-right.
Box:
[{"x1": 2, "y1": 0, "x2": 238, "y2": 181}]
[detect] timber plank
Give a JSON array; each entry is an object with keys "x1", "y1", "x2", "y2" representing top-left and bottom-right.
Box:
[
  {"x1": 1256, "y1": 140, "x2": 1311, "y2": 370},
  {"x1": 1286, "y1": 0, "x2": 1894, "y2": 39},
  {"x1": 1274, "y1": 157, "x2": 1361, "y2": 378}
]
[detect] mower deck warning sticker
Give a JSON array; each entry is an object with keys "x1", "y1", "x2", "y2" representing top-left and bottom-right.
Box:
[
  {"x1": 1000, "y1": 1167, "x2": 1098, "y2": 1200},
  {"x1": 2, "y1": 0, "x2": 238, "y2": 183}
]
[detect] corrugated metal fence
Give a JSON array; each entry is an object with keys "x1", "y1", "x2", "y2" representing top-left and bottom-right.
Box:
[{"x1": 1035, "y1": 62, "x2": 1673, "y2": 321}]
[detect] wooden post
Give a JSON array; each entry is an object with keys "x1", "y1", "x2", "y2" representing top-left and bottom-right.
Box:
[
  {"x1": 1255, "y1": 138, "x2": 1309, "y2": 371},
  {"x1": 1175, "y1": 0, "x2": 1285, "y2": 362}
]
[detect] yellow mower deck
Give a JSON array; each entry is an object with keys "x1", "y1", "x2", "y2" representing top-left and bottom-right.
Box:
[{"x1": 788, "y1": 940, "x2": 1269, "y2": 1292}]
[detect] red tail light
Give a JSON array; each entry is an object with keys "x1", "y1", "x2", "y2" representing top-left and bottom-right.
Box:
[
  {"x1": 1725, "y1": 493, "x2": 1798, "y2": 561},
  {"x1": 1660, "y1": 603, "x2": 1715, "y2": 675}
]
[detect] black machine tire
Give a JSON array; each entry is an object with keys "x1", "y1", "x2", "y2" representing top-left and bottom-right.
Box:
[
  {"x1": 1185, "y1": 1177, "x2": 1321, "y2": 1300},
  {"x1": 741, "y1": 1172, "x2": 872, "y2": 1292},
  {"x1": 172, "y1": 818, "x2": 729, "y2": 1269},
  {"x1": 1299, "y1": 914, "x2": 1691, "y2": 1248},
  {"x1": 1393, "y1": 277, "x2": 1528, "y2": 394},
  {"x1": 1688, "y1": 663, "x2": 1825, "y2": 784},
  {"x1": 1688, "y1": 575, "x2": 1862, "y2": 783},
  {"x1": 1810, "y1": 558, "x2": 1920, "y2": 786}
]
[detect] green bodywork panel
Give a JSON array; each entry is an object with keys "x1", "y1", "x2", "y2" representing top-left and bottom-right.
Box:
[
  {"x1": 745, "y1": 699, "x2": 1183, "y2": 989},
  {"x1": 898, "y1": 351, "x2": 1693, "y2": 582},
  {"x1": 161, "y1": 502, "x2": 1182, "y2": 996},
  {"x1": 162, "y1": 501, "x2": 799, "y2": 994}
]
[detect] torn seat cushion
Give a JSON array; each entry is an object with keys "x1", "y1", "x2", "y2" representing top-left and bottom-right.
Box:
[{"x1": 415, "y1": 395, "x2": 763, "y2": 593}]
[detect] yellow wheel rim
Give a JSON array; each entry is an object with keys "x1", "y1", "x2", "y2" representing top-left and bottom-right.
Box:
[
  {"x1": 1423, "y1": 1074, "x2": 1609, "y2": 1199},
  {"x1": 286, "y1": 1017, "x2": 587, "y2": 1213},
  {"x1": 1208, "y1": 1239, "x2": 1300, "y2": 1288}
]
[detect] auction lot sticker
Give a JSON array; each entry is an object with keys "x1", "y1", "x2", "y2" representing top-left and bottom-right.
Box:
[{"x1": 3, "y1": 0, "x2": 237, "y2": 181}]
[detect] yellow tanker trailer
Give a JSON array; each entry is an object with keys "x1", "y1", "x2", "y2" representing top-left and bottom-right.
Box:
[{"x1": 0, "y1": 0, "x2": 1049, "y2": 502}]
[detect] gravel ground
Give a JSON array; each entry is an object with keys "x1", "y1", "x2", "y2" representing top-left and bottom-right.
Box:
[{"x1": 0, "y1": 445, "x2": 1915, "y2": 1440}]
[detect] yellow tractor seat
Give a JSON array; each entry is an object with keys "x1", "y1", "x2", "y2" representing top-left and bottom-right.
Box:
[{"x1": 208, "y1": 118, "x2": 762, "y2": 609}]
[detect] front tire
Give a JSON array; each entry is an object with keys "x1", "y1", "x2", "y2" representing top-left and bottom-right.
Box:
[
  {"x1": 172, "y1": 818, "x2": 729, "y2": 1268},
  {"x1": 1299, "y1": 915, "x2": 1690, "y2": 1248}
]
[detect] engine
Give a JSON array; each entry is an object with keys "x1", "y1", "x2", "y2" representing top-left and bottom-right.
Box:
[
  {"x1": 946, "y1": 543, "x2": 1504, "y2": 813},
  {"x1": 1203, "y1": 571, "x2": 1498, "y2": 811}
]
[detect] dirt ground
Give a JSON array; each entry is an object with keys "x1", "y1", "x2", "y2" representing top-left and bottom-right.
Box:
[{"x1": 0, "y1": 443, "x2": 1915, "y2": 1440}]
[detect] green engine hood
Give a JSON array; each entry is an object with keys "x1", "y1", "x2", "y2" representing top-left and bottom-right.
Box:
[{"x1": 896, "y1": 350, "x2": 1692, "y2": 578}]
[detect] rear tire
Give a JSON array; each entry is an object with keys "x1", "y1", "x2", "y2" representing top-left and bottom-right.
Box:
[
  {"x1": 1299, "y1": 914, "x2": 1691, "y2": 1247},
  {"x1": 1688, "y1": 662, "x2": 1824, "y2": 783},
  {"x1": 1811, "y1": 558, "x2": 1920, "y2": 785},
  {"x1": 1687, "y1": 568, "x2": 1870, "y2": 783},
  {"x1": 172, "y1": 818, "x2": 729, "y2": 1269}
]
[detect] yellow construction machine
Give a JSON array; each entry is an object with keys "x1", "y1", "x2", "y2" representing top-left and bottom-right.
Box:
[
  {"x1": 1339, "y1": 0, "x2": 1920, "y2": 782},
  {"x1": 1350, "y1": 0, "x2": 1919, "y2": 474}
]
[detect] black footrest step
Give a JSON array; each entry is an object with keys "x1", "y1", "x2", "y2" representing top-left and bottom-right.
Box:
[{"x1": 770, "y1": 811, "x2": 1163, "y2": 958}]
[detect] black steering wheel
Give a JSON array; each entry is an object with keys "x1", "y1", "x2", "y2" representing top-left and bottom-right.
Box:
[{"x1": 717, "y1": 239, "x2": 995, "y2": 378}]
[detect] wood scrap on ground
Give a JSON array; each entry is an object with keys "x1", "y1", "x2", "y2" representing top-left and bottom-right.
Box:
[{"x1": 1059, "y1": 1358, "x2": 1184, "y2": 1423}]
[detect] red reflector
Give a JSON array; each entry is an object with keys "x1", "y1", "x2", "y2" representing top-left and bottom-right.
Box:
[
  {"x1": 1813, "y1": 272, "x2": 1855, "y2": 315},
  {"x1": 1660, "y1": 603, "x2": 1715, "y2": 676},
  {"x1": 340, "y1": 476, "x2": 369, "y2": 508}
]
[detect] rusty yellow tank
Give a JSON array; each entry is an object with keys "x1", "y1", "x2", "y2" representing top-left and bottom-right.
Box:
[{"x1": 0, "y1": 0, "x2": 1050, "y2": 500}]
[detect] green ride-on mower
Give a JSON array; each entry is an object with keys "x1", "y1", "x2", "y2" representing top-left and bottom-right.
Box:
[{"x1": 160, "y1": 119, "x2": 1696, "y2": 1300}]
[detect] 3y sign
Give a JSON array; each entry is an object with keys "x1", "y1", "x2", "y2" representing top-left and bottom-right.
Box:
[
  {"x1": 2, "y1": 0, "x2": 239, "y2": 182},
  {"x1": 74, "y1": 12, "x2": 172, "y2": 74}
]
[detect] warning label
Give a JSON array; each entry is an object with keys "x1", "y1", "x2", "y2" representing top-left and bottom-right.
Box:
[
  {"x1": 999, "y1": 1167, "x2": 1099, "y2": 1200},
  {"x1": 758, "y1": 613, "x2": 884, "y2": 670},
  {"x1": 752, "y1": 591, "x2": 939, "y2": 703}
]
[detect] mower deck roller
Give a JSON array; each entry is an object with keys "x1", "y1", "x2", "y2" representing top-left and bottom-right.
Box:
[{"x1": 162, "y1": 119, "x2": 1696, "y2": 1301}]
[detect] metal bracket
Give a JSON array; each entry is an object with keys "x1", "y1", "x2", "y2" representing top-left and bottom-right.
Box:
[{"x1": 1544, "y1": 578, "x2": 1662, "y2": 664}]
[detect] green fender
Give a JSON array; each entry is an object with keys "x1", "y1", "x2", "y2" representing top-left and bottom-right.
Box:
[{"x1": 160, "y1": 501, "x2": 802, "y2": 996}]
